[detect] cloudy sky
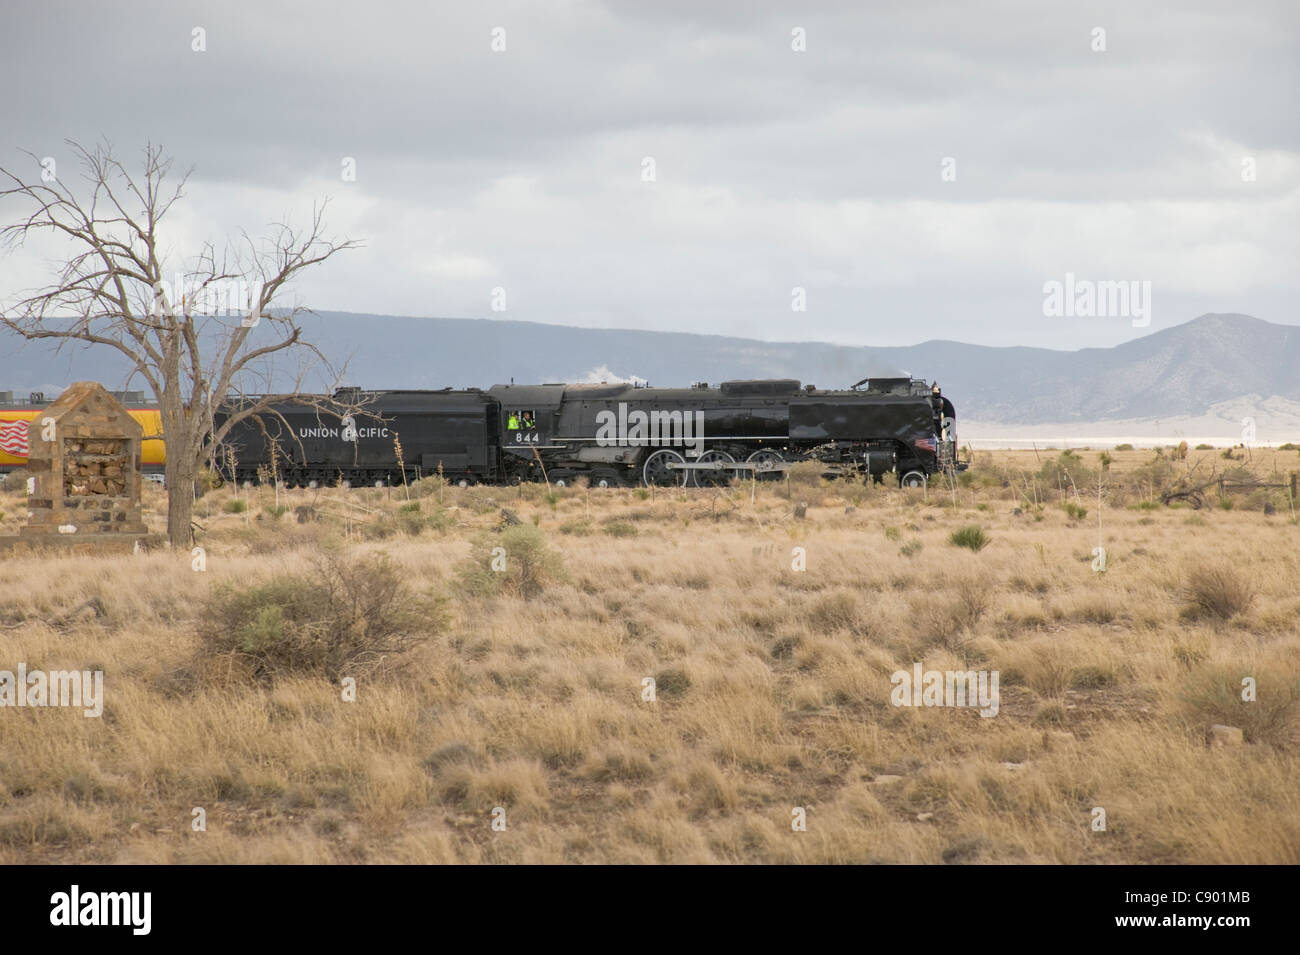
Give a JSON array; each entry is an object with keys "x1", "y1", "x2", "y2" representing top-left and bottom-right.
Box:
[{"x1": 1, "y1": 0, "x2": 1296, "y2": 350}]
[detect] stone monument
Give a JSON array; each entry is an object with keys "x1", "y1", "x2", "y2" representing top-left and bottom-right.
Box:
[{"x1": 20, "y1": 381, "x2": 148, "y2": 538}]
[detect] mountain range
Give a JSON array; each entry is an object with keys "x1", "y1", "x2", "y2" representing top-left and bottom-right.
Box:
[{"x1": 5, "y1": 312, "x2": 1298, "y2": 437}]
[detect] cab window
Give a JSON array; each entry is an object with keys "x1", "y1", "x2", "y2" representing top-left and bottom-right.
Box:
[{"x1": 506, "y1": 409, "x2": 536, "y2": 428}]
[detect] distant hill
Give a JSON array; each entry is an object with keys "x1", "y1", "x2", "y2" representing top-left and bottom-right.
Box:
[
  {"x1": 923, "y1": 313, "x2": 1300, "y2": 425},
  {"x1": 4, "y1": 312, "x2": 1297, "y2": 430}
]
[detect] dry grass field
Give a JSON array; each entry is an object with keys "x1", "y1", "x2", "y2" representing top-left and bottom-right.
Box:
[{"x1": 1, "y1": 445, "x2": 1298, "y2": 864}]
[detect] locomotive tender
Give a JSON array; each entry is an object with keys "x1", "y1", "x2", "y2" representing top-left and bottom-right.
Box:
[{"x1": 214, "y1": 376, "x2": 963, "y2": 489}]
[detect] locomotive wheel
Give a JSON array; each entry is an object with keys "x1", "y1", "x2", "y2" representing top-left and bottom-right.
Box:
[
  {"x1": 591, "y1": 468, "x2": 621, "y2": 489},
  {"x1": 642, "y1": 449, "x2": 687, "y2": 487},
  {"x1": 691, "y1": 450, "x2": 737, "y2": 487},
  {"x1": 746, "y1": 449, "x2": 785, "y2": 481},
  {"x1": 550, "y1": 470, "x2": 575, "y2": 488},
  {"x1": 900, "y1": 470, "x2": 927, "y2": 488}
]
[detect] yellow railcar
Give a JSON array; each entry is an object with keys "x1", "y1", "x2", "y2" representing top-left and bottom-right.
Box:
[{"x1": 0, "y1": 391, "x2": 165, "y2": 471}]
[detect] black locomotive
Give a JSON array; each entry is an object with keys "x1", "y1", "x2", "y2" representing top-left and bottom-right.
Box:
[{"x1": 213, "y1": 376, "x2": 964, "y2": 488}]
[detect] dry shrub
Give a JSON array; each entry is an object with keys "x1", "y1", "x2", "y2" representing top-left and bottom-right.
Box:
[
  {"x1": 360, "y1": 516, "x2": 399, "y2": 540},
  {"x1": 685, "y1": 761, "x2": 738, "y2": 813},
  {"x1": 1069, "y1": 664, "x2": 1117, "y2": 689},
  {"x1": 1176, "y1": 664, "x2": 1300, "y2": 750},
  {"x1": 408, "y1": 475, "x2": 447, "y2": 499},
  {"x1": 226, "y1": 521, "x2": 335, "y2": 557},
  {"x1": 806, "y1": 590, "x2": 862, "y2": 634},
  {"x1": 784, "y1": 461, "x2": 826, "y2": 488},
  {"x1": 997, "y1": 641, "x2": 1074, "y2": 697},
  {"x1": 1031, "y1": 702, "x2": 1069, "y2": 727},
  {"x1": 456, "y1": 524, "x2": 566, "y2": 599},
  {"x1": 395, "y1": 506, "x2": 426, "y2": 536},
  {"x1": 2, "y1": 469, "x2": 29, "y2": 493},
  {"x1": 457, "y1": 487, "x2": 501, "y2": 515},
  {"x1": 910, "y1": 597, "x2": 975, "y2": 651},
  {"x1": 779, "y1": 461, "x2": 831, "y2": 505},
  {"x1": 1036, "y1": 450, "x2": 1096, "y2": 495},
  {"x1": 1124, "y1": 455, "x2": 1179, "y2": 498},
  {"x1": 1184, "y1": 562, "x2": 1256, "y2": 619},
  {"x1": 197, "y1": 551, "x2": 442, "y2": 682},
  {"x1": 0, "y1": 802, "x2": 93, "y2": 849},
  {"x1": 580, "y1": 743, "x2": 654, "y2": 783},
  {"x1": 654, "y1": 666, "x2": 691, "y2": 699},
  {"x1": 908, "y1": 575, "x2": 988, "y2": 650},
  {"x1": 434, "y1": 759, "x2": 551, "y2": 818}
]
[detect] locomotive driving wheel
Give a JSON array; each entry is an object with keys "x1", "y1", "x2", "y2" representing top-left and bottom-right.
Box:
[
  {"x1": 692, "y1": 450, "x2": 737, "y2": 487},
  {"x1": 900, "y1": 470, "x2": 927, "y2": 488},
  {"x1": 642, "y1": 449, "x2": 687, "y2": 487},
  {"x1": 746, "y1": 448, "x2": 785, "y2": 481}
]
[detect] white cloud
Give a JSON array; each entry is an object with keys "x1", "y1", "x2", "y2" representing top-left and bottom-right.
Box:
[{"x1": 0, "y1": 0, "x2": 1296, "y2": 351}]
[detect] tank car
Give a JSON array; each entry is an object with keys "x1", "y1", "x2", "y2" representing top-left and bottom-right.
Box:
[{"x1": 0, "y1": 389, "x2": 165, "y2": 478}]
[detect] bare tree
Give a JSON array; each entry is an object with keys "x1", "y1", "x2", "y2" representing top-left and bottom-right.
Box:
[{"x1": 0, "y1": 140, "x2": 360, "y2": 546}]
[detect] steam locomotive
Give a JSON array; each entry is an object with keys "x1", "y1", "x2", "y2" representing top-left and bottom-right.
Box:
[{"x1": 213, "y1": 376, "x2": 963, "y2": 488}]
